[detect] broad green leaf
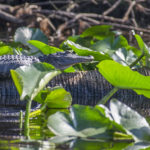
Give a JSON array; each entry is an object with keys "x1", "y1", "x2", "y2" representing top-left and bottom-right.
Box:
[
  {"x1": 48, "y1": 112, "x2": 82, "y2": 137},
  {"x1": 45, "y1": 86, "x2": 72, "y2": 108},
  {"x1": 112, "y1": 48, "x2": 137, "y2": 66},
  {"x1": 71, "y1": 105, "x2": 113, "y2": 132},
  {"x1": 48, "y1": 104, "x2": 126, "y2": 140},
  {"x1": 0, "y1": 46, "x2": 13, "y2": 55},
  {"x1": 90, "y1": 35, "x2": 138, "y2": 66},
  {"x1": 91, "y1": 36, "x2": 115, "y2": 55},
  {"x1": 110, "y1": 99, "x2": 150, "y2": 142},
  {"x1": 127, "y1": 45, "x2": 141, "y2": 57},
  {"x1": 48, "y1": 111, "x2": 111, "y2": 139},
  {"x1": 46, "y1": 108, "x2": 69, "y2": 119},
  {"x1": 60, "y1": 36, "x2": 93, "y2": 50},
  {"x1": 81, "y1": 25, "x2": 115, "y2": 40},
  {"x1": 65, "y1": 40, "x2": 111, "y2": 61},
  {"x1": 28, "y1": 40, "x2": 63, "y2": 54},
  {"x1": 91, "y1": 35, "x2": 130, "y2": 54},
  {"x1": 14, "y1": 27, "x2": 48, "y2": 56},
  {"x1": 14, "y1": 27, "x2": 48, "y2": 45},
  {"x1": 97, "y1": 60, "x2": 150, "y2": 98},
  {"x1": 10, "y1": 70, "x2": 23, "y2": 98},
  {"x1": 33, "y1": 88, "x2": 50, "y2": 104},
  {"x1": 11, "y1": 62, "x2": 61, "y2": 100},
  {"x1": 112, "y1": 35, "x2": 129, "y2": 50},
  {"x1": 134, "y1": 34, "x2": 149, "y2": 55}
]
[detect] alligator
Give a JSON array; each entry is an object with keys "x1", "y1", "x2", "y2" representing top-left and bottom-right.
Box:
[
  {"x1": 0, "y1": 52, "x2": 94, "y2": 138},
  {"x1": 0, "y1": 52, "x2": 150, "y2": 138},
  {"x1": 0, "y1": 52, "x2": 93, "y2": 108},
  {"x1": 0, "y1": 52, "x2": 150, "y2": 139},
  {"x1": 0, "y1": 53, "x2": 150, "y2": 114}
]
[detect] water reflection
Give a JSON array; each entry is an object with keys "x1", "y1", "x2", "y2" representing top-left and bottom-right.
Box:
[
  {"x1": 0, "y1": 108, "x2": 69, "y2": 149},
  {"x1": 0, "y1": 108, "x2": 143, "y2": 150}
]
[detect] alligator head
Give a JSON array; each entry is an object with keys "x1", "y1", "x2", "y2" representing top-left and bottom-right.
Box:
[{"x1": 39, "y1": 51, "x2": 94, "y2": 70}]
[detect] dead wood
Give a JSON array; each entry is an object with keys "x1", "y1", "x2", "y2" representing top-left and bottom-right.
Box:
[
  {"x1": 0, "y1": 1, "x2": 150, "y2": 46},
  {"x1": 0, "y1": 9, "x2": 23, "y2": 24}
]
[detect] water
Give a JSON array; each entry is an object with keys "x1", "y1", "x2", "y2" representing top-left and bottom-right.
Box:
[
  {"x1": 0, "y1": 112, "x2": 135, "y2": 150},
  {"x1": 0, "y1": 114, "x2": 67, "y2": 150},
  {"x1": 0, "y1": 111, "x2": 134, "y2": 150}
]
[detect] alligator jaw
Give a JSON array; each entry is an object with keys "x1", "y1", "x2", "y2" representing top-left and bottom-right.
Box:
[{"x1": 39, "y1": 51, "x2": 94, "y2": 70}]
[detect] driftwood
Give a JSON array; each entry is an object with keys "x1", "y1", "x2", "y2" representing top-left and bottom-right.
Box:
[{"x1": 0, "y1": 1, "x2": 150, "y2": 46}]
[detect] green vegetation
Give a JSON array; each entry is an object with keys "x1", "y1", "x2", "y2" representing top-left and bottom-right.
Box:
[{"x1": 1, "y1": 25, "x2": 150, "y2": 149}]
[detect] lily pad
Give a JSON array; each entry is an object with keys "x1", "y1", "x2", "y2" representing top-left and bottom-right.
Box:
[
  {"x1": 28, "y1": 40, "x2": 63, "y2": 54},
  {"x1": 11, "y1": 62, "x2": 61, "y2": 100},
  {"x1": 14, "y1": 27, "x2": 48, "y2": 45},
  {"x1": 134, "y1": 34, "x2": 149, "y2": 56},
  {"x1": 65, "y1": 40, "x2": 111, "y2": 61},
  {"x1": 0, "y1": 46, "x2": 13, "y2": 55},
  {"x1": 97, "y1": 60, "x2": 150, "y2": 98},
  {"x1": 81, "y1": 25, "x2": 115, "y2": 40},
  {"x1": 48, "y1": 104, "x2": 126, "y2": 140},
  {"x1": 34, "y1": 86, "x2": 72, "y2": 108},
  {"x1": 110, "y1": 99, "x2": 150, "y2": 142},
  {"x1": 112, "y1": 48, "x2": 137, "y2": 66},
  {"x1": 14, "y1": 27, "x2": 48, "y2": 56}
]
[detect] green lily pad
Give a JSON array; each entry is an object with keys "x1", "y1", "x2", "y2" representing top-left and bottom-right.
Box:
[
  {"x1": 28, "y1": 40, "x2": 63, "y2": 54},
  {"x1": 97, "y1": 60, "x2": 150, "y2": 98},
  {"x1": 45, "y1": 86, "x2": 72, "y2": 108},
  {"x1": 112, "y1": 48, "x2": 137, "y2": 66},
  {"x1": 81, "y1": 25, "x2": 115, "y2": 40},
  {"x1": 91, "y1": 35, "x2": 128, "y2": 52},
  {"x1": 11, "y1": 62, "x2": 61, "y2": 100},
  {"x1": 65, "y1": 40, "x2": 111, "y2": 61},
  {"x1": 110, "y1": 99, "x2": 150, "y2": 142},
  {"x1": 14, "y1": 27, "x2": 48, "y2": 56},
  {"x1": 48, "y1": 111, "x2": 81, "y2": 137},
  {"x1": 134, "y1": 34, "x2": 149, "y2": 55},
  {"x1": 48, "y1": 104, "x2": 126, "y2": 140},
  {"x1": 0, "y1": 46, "x2": 13, "y2": 55},
  {"x1": 14, "y1": 27, "x2": 48, "y2": 45}
]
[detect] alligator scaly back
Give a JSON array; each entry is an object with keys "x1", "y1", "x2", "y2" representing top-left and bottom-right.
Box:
[
  {"x1": 0, "y1": 52, "x2": 94, "y2": 108},
  {"x1": 0, "y1": 55, "x2": 40, "y2": 78},
  {"x1": 0, "y1": 52, "x2": 94, "y2": 78}
]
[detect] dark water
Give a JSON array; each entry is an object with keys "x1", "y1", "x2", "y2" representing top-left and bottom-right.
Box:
[
  {"x1": 0, "y1": 114, "x2": 66, "y2": 150},
  {"x1": 0, "y1": 112, "x2": 134, "y2": 150},
  {"x1": 0, "y1": 114, "x2": 136, "y2": 150}
]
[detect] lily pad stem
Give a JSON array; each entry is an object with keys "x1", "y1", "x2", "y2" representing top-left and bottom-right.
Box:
[
  {"x1": 24, "y1": 99, "x2": 32, "y2": 139},
  {"x1": 129, "y1": 52, "x2": 144, "y2": 68},
  {"x1": 19, "y1": 110, "x2": 23, "y2": 135},
  {"x1": 97, "y1": 87, "x2": 119, "y2": 105}
]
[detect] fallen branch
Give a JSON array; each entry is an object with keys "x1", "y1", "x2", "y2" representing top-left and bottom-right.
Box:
[
  {"x1": 123, "y1": 0, "x2": 136, "y2": 22},
  {"x1": 0, "y1": 9, "x2": 23, "y2": 24},
  {"x1": 103, "y1": 0, "x2": 122, "y2": 16}
]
